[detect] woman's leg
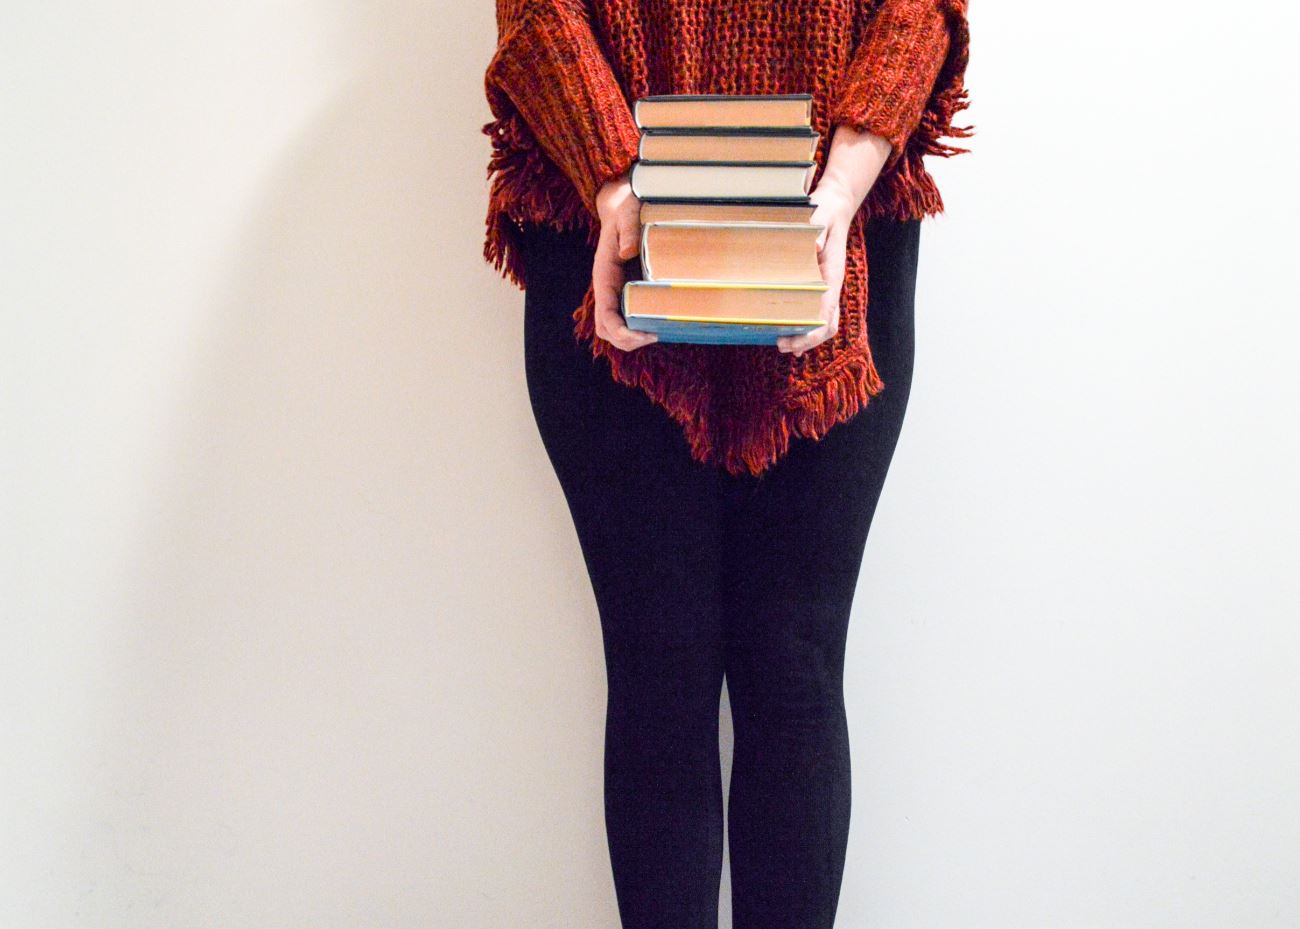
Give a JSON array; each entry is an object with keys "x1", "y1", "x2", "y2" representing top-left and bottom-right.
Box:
[
  {"x1": 721, "y1": 217, "x2": 921, "y2": 929},
  {"x1": 520, "y1": 221, "x2": 728, "y2": 929}
]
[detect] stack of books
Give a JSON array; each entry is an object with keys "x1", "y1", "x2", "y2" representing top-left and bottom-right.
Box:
[{"x1": 620, "y1": 93, "x2": 827, "y2": 346}]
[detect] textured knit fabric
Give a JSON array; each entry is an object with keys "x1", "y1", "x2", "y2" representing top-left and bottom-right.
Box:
[{"x1": 481, "y1": 0, "x2": 972, "y2": 476}]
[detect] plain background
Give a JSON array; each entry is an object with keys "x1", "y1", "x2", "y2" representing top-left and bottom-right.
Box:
[{"x1": 4, "y1": 1, "x2": 1299, "y2": 927}]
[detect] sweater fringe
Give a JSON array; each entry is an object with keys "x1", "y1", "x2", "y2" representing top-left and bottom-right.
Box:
[
  {"x1": 718, "y1": 350, "x2": 885, "y2": 477},
  {"x1": 861, "y1": 0, "x2": 973, "y2": 222},
  {"x1": 481, "y1": 87, "x2": 601, "y2": 291},
  {"x1": 569, "y1": 276, "x2": 885, "y2": 479}
]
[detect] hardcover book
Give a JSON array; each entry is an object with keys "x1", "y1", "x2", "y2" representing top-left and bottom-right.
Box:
[
  {"x1": 637, "y1": 126, "x2": 819, "y2": 163},
  {"x1": 629, "y1": 160, "x2": 816, "y2": 201},
  {"x1": 619, "y1": 93, "x2": 828, "y2": 345},
  {"x1": 638, "y1": 198, "x2": 817, "y2": 225},
  {"x1": 621, "y1": 280, "x2": 827, "y2": 345},
  {"x1": 633, "y1": 93, "x2": 814, "y2": 129},
  {"x1": 639, "y1": 221, "x2": 823, "y2": 284}
]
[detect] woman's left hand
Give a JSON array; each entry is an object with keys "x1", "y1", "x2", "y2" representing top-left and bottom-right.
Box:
[
  {"x1": 777, "y1": 124, "x2": 892, "y2": 357},
  {"x1": 776, "y1": 180, "x2": 859, "y2": 356}
]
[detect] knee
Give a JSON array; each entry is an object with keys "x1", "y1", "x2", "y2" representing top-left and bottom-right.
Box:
[
  {"x1": 726, "y1": 637, "x2": 847, "y2": 740},
  {"x1": 603, "y1": 666, "x2": 723, "y2": 790},
  {"x1": 605, "y1": 664, "x2": 721, "y2": 733}
]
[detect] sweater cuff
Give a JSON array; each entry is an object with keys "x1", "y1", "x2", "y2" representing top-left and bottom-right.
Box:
[
  {"x1": 484, "y1": 0, "x2": 642, "y2": 219},
  {"x1": 827, "y1": 0, "x2": 954, "y2": 170}
]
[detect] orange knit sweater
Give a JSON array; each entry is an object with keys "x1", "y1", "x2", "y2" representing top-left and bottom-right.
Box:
[{"x1": 481, "y1": 0, "x2": 972, "y2": 476}]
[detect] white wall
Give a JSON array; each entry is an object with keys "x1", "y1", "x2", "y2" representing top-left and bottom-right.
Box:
[{"x1": 3, "y1": 2, "x2": 1297, "y2": 928}]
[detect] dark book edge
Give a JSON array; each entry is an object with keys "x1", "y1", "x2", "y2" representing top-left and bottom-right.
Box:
[
  {"x1": 634, "y1": 159, "x2": 815, "y2": 167},
  {"x1": 636, "y1": 93, "x2": 813, "y2": 101},
  {"x1": 639, "y1": 126, "x2": 818, "y2": 137},
  {"x1": 636, "y1": 195, "x2": 813, "y2": 205}
]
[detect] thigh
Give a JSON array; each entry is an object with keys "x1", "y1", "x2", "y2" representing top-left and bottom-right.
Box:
[
  {"x1": 720, "y1": 217, "x2": 920, "y2": 649},
  {"x1": 520, "y1": 221, "x2": 723, "y2": 523},
  {"x1": 519, "y1": 221, "x2": 728, "y2": 661}
]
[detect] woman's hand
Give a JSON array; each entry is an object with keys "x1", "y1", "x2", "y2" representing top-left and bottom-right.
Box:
[
  {"x1": 776, "y1": 181, "x2": 856, "y2": 356},
  {"x1": 592, "y1": 174, "x2": 658, "y2": 351},
  {"x1": 777, "y1": 125, "x2": 892, "y2": 357}
]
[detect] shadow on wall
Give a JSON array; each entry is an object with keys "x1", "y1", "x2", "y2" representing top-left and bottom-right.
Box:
[{"x1": 82, "y1": 3, "x2": 709, "y2": 926}]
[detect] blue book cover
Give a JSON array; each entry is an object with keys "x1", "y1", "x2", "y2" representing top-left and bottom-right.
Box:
[
  {"x1": 624, "y1": 314, "x2": 822, "y2": 345},
  {"x1": 620, "y1": 273, "x2": 826, "y2": 347}
]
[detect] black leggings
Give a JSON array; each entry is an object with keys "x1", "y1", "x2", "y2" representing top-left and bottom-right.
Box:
[{"x1": 519, "y1": 215, "x2": 919, "y2": 929}]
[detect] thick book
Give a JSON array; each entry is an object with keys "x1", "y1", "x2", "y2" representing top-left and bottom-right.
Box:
[
  {"x1": 630, "y1": 160, "x2": 817, "y2": 200},
  {"x1": 633, "y1": 92, "x2": 814, "y2": 129},
  {"x1": 638, "y1": 126, "x2": 819, "y2": 163},
  {"x1": 622, "y1": 280, "x2": 826, "y2": 345},
  {"x1": 640, "y1": 221, "x2": 824, "y2": 284}
]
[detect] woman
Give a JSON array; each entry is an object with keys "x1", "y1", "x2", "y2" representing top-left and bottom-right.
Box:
[{"x1": 481, "y1": 1, "x2": 971, "y2": 926}]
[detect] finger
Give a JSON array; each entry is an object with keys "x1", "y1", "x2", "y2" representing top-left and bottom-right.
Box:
[
  {"x1": 597, "y1": 298, "x2": 659, "y2": 348},
  {"x1": 820, "y1": 280, "x2": 842, "y2": 339},
  {"x1": 592, "y1": 225, "x2": 657, "y2": 350},
  {"x1": 780, "y1": 222, "x2": 843, "y2": 352},
  {"x1": 599, "y1": 302, "x2": 659, "y2": 350},
  {"x1": 591, "y1": 222, "x2": 623, "y2": 328},
  {"x1": 817, "y1": 229, "x2": 845, "y2": 275},
  {"x1": 776, "y1": 324, "x2": 829, "y2": 356},
  {"x1": 777, "y1": 277, "x2": 842, "y2": 354},
  {"x1": 616, "y1": 209, "x2": 641, "y2": 261},
  {"x1": 615, "y1": 330, "x2": 659, "y2": 351}
]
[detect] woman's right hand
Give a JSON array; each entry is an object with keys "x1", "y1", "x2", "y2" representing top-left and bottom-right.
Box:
[{"x1": 591, "y1": 174, "x2": 658, "y2": 352}]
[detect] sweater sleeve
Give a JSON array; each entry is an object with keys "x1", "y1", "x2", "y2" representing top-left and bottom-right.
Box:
[
  {"x1": 483, "y1": 0, "x2": 642, "y2": 219},
  {"x1": 827, "y1": 0, "x2": 970, "y2": 170}
]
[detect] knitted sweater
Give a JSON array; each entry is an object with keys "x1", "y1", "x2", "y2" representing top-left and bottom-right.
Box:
[{"x1": 481, "y1": 0, "x2": 972, "y2": 476}]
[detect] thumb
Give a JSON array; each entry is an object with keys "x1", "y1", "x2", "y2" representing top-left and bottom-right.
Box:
[{"x1": 616, "y1": 211, "x2": 640, "y2": 261}]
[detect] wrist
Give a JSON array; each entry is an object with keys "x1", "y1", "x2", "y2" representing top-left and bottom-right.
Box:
[
  {"x1": 597, "y1": 171, "x2": 633, "y2": 206},
  {"x1": 819, "y1": 123, "x2": 892, "y2": 212},
  {"x1": 810, "y1": 176, "x2": 864, "y2": 220}
]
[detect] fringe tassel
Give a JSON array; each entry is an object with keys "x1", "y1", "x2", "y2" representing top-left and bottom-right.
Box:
[
  {"x1": 863, "y1": 0, "x2": 974, "y2": 222},
  {"x1": 864, "y1": 147, "x2": 946, "y2": 220},
  {"x1": 481, "y1": 86, "x2": 600, "y2": 290},
  {"x1": 714, "y1": 350, "x2": 885, "y2": 477},
  {"x1": 568, "y1": 267, "x2": 885, "y2": 478}
]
